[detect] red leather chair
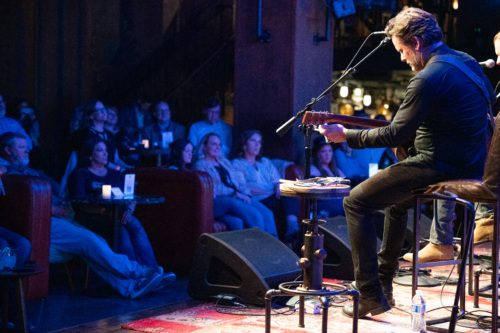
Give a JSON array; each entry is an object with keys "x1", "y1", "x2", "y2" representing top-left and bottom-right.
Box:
[
  {"x1": 0, "y1": 175, "x2": 52, "y2": 299},
  {"x1": 132, "y1": 168, "x2": 224, "y2": 275}
]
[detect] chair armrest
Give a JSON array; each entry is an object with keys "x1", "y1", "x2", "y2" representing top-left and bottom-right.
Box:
[
  {"x1": 0, "y1": 175, "x2": 52, "y2": 299},
  {"x1": 132, "y1": 167, "x2": 215, "y2": 274}
]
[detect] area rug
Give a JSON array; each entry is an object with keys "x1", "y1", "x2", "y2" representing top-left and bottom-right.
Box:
[{"x1": 122, "y1": 278, "x2": 495, "y2": 333}]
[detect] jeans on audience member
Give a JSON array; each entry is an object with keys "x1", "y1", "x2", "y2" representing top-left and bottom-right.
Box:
[
  {"x1": 214, "y1": 196, "x2": 278, "y2": 237},
  {"x1": 0, "y1": 226, "x2": 31, "y2": 266},
  {"x1": 429, "y1": 197, "x2": 456, "y2": 246},
  {"x1": 50, "y1": 217, "x2": 158, "y2": 298},
  {"x1": 217, "y1": 215, "x2": 244, "y2": 230},
  {"x1": 116, "y1": 215, "x2": 158, "y2": 267}
]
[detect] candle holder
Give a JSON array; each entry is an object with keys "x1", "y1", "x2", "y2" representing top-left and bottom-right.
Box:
[{"x1": 102, "y1": 185, "x2": 112, "y2": 199}]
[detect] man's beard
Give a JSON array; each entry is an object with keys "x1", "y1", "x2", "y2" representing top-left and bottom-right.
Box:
[{"x1": 409, "y1": 52, "x2": 425, "y2": 72}]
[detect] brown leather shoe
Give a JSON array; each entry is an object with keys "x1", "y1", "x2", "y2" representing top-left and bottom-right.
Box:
[
  {"x1": 349, "y1": 281, "x2": 395, "y2": 306},
  {"x1": 342, "y1": 294, "x2": 391, "y2": 318},
  {"x1": 402, "y1": 243, "x2": 454, "y2": 263},
  {"x1": 474, "y1": 216, "x2": 494, "y2": 244}
]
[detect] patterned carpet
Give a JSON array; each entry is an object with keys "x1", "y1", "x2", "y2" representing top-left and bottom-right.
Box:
[{"x1": 122, "y1": 263, "x2": 497, "y2": 333}]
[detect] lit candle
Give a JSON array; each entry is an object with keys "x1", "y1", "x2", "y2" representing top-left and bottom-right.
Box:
[
  {"x1": 102, "y1": 185, "x2": 112, "y2": 199},
  {"x1": 142, "y1": 139, "x2": 150, "y2": 149}
]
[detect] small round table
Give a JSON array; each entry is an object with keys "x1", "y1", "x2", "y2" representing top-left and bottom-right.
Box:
[
  {"x1": 70, "y1": 195, "x2": 165, "y2": 248},
  {"x1": 0, "y1": 267, "x2": 42, "y2": 333},
  {"x1": 264, "y1": 180, "x2": 358, "y2": 333}
]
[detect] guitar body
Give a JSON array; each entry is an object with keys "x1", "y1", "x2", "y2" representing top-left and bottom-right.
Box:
[{"x1": 302, "y1": 111, "x2": 412, "y2": 160}]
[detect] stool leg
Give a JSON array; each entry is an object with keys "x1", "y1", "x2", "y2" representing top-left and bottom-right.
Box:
[
  {"x1": 412, "y1": 204, "x2": 421, "y2": 296},
  {"x1": 264, "y1": 292, "x2": 272, "y2": 333},
  {"x1": 321, "y1": 297, "x2": 328, "y2": 333},
  {"x1": 491, "y1": 204, "x2": 499, "y2": 333},
  {"x1": 352, "y1": 291, "x2": 359, "y2": 333},
  {"x1": 474, "y1": 270, "x2": 480, "y2": 308},
  {"x1": 14, "y1": 278, "x2": 27, "y2": 333},
  {"x1": 1, "y1": 281, "x2": 9, "y2": 333},
  {"x1": 264, "y1": 289, "x2": 281, "y2": 333},
  {"x1": 448, "y1": 199, "x2": 474, "y2": 333},
  {"x1": 298, "y1": 295, "x2": 305, "y2": 327}
]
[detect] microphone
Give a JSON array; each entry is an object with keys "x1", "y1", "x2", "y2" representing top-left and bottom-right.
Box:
[
  {"x1": 371, "y1": 31, "x2": 387, "y2": 36},
  {"x1": 479, "y1": 59, "x2": 495, "y2": 69}
]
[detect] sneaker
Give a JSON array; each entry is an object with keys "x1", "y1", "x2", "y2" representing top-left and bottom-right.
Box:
[
  {"x1": 129, "y1": 273, "x2": 163, "y2": 299},
  {"x1": 161, "y1": 272, "x2": 176, "y2": 286}
]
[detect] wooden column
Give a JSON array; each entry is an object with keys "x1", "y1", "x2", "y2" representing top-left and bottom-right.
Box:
[{"x1": 234, "y1": 0, "x2": 333, "y2": 161}]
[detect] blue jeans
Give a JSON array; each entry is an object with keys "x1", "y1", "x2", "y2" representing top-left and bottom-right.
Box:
[
  {"x1": 0, "y1": 226, "x2": 31, "y2": 267},
  {"x1": 50, "y1": 217, "x2": 159, "y2": 298},
  {"x1": 116, "y1": 215, "x2": 158, "y2": 267},
  {"x1": 429, "y1": 197, "x2": 456, "y2": 246},
  {"x1": 214, "y1": 196, "x2": 278, "y2": 237}
]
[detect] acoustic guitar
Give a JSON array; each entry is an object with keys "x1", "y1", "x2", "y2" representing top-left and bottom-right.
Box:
[{"x1": 301, "y1": 111, "x2": 412, "y2": 160}]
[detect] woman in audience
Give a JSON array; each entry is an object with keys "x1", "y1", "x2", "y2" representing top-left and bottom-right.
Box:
[
  {"x1": 194, "y1": 132, "x2": 277, "y2": 236},
  {"x1": 69, "y1": 138, "x2": 158, "y2": 267},
  {"x1": 167, "y1": 138, "x2": 193, "y2": 171},
  {"x1": 70, "y1": 99, "x2": 130, "y2": 171},
  {"x1": 104, "y1": 105, "x2": 139, "y2": 166},
  {"x1": 232, "y1": 129, "x2": 299, "y2": 241},
  {"x1": 310, "y1": 137, "x2": 345, "y2": 218}
]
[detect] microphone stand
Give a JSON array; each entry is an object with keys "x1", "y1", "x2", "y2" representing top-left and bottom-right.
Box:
[
  {"x1": 276, "y1": 36, "x2": 391, "y2": 175},
  {"x1": 275, "y1": 35, "x2": 391, "y2": 291}
]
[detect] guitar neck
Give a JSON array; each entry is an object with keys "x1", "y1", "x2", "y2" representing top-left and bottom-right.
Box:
[{"x1": 302, "y1": 111, "x2": 389, "y2": 128}]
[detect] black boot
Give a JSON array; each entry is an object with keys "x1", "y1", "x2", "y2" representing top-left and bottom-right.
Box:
[{"x1": 342, "y1": 293, "x2": 391, "y2": 318}]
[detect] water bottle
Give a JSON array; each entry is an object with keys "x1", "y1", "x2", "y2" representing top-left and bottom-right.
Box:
[{"x1": 411, "y1": 290, "x2": 426, "y2": 332}]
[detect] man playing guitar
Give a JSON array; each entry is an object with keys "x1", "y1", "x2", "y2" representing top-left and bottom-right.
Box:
[{"x1": 319, "y1": 7, "x2": 495, "y2": 318}]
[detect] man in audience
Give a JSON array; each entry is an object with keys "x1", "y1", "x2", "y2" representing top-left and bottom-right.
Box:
[
  {"x1": 142, "y1": 100, "x2": 186, "y2": 164},
  {"x1": 0, "y1": 95, "x2": 32, "y2": 149},
  {"x1": 0, "y1": 132, "x2": 175, "y2": 299},
  {"x1": 119, "y1": 97, "x2": 153, "y2": 143},
  {"x1": 188, "y1": 97, "x2": 232, "y2": 157}
]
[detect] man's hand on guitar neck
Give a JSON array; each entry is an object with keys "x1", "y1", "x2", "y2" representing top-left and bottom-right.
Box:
[{"x1": 318, "y1": 124, "x2": 348, "y2": 143}]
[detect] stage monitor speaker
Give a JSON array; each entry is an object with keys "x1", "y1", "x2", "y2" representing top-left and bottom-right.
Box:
[
  {"x1": 188, "y1": 228, "x2": 301, "y2": 306},
  {"x1": 320, "y1": 216, "x2": 355, "y2": 281},
  {"x1": 320, "y1": 214, "x2": 384, "y2": 281}
]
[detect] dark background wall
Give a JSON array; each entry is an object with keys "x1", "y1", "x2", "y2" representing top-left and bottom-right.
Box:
[{"x1": 0, "y1": 0, "x2": 498, "y2": 178}]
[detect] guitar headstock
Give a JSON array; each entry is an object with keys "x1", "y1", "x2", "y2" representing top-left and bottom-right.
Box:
[{"x1": 301, "y1": 111, "x2": 332, "y2": 125}]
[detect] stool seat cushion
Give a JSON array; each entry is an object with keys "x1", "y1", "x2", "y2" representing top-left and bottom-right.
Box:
[{"x1": 425, "y1": 179, "x2": 497, "y2": 203}]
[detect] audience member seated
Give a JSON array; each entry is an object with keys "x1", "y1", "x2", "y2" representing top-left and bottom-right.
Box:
[
  {"x1": 0, "y1": 132, "x2": 174, "y2": 299},
  {"x1": 0, "y1": 226, "x2": 31, "y2": 268},
  {"x1": 119, "y1": 97, "x2": 153, "y2": 142},
  {"x1": 0, "y1": 94, "x2": 32, "y2": 149},
  {"x1": 142, "y1": 100, "x2": 186, "y2": 166},
  {"x1": 232, "y1": 129, "x2": 299, "y2": 241},
  {"x1": 167, "y1": 138, "x2": 193, "y2": 171},
  {"x1": 16, "y1": 100, "x2": 40, "y2": 149},
  {"x1": 105, "y1": 105, "x2": 139, "y2": 166},
  {"x1": 16, "y1": 100, "x2": 42, "y2": 169},
  {"x1": 194, "y1": 132, "x2": 277, "y2": 236},
  {"x1": 69, "y1": 138, "x2": 160, "y2": 268},
  {"x1": 188, "y1": 97, "x2": 232, "y2": 158},
  {"x1": 402, "y1": 196, "x2": 457, "y2": 263},
  {"x1": 70, "y1": 99, "x2": 131, "y2": 171},
  {"x1": 334, "y1": 141, "x2": 387, "y2": 186},
  {"x1": 69, "y1": 104, "x2": 87, "y2": 134},
  {"x1": 310, "y1": 137, "x2": 345, "y2": 219}
]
